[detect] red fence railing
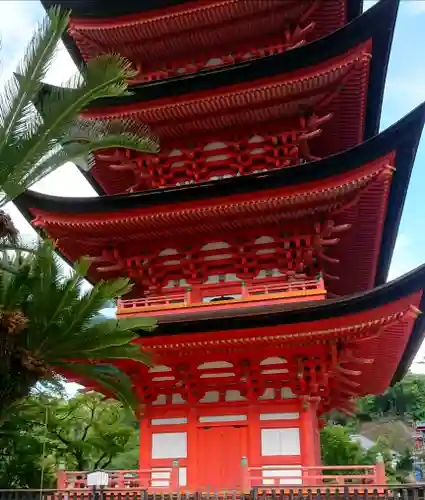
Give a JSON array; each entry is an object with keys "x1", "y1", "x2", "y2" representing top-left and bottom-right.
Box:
[
  {"x1": 247, "y1": 464, "x2": 380, "y2": 488},
  {"x1": 56, "y1": 459, "x2": 386, "y2": 492}
]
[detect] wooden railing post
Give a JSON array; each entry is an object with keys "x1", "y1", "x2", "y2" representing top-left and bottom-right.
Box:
[
  {"x1": 57, "y1": 462, "x2": 67, "y2": 489},
  {"x1": 375, "y1": 453, "x2": 387, "y2": 484},
  {"x1": 57, "y1": 470, "x2": 67, "y2": 490},
  {"x1": 171, "y1": 459, "x2": 180, "y2": 491},
  {"x1": 186, "y1": 286, "x2": 192, "y2": 304},
  {"x1": 241, "y1": 456, "x2": 250, "y2": 494},
  {"x1": 117, "y1": 471, "x2": 125, "y2": 489}
]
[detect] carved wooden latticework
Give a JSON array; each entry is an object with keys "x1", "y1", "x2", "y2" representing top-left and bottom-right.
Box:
[
  {"x1": 97, "y1": 114, "x2": 331, "y2": 192},
  {"x1": 68, "y1": 1, "x2": 323, "y2": 83},
  {"x1": 93, "y1": 222, "x2": 347, "y2": 294}
]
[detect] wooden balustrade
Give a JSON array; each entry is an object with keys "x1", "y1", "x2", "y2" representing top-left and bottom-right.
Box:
[
  {"x1": 247, "y1": 465, "x2": 379, "y2": 488},
  {"x1": 52, "y1": 461, "x2": 387, "y2": 494},
  {"x1": 117, "y1": 278, "x2": 326, "y2": 314},
  {"x1": 57, "y1": 466, "x2": 179, "y2": 491}
]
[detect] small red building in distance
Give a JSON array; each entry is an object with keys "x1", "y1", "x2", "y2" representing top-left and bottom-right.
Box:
[{"x1": 17, "y1": 0, "x2": 425, "y2": 492}]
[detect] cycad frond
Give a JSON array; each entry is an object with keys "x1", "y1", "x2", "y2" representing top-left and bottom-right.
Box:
[
  {"x1": 0, "y1": 7, "x2": 69, "y2": 151},
  {"x1": 0, "y1": 240, "x2": 156, "y2": 416},
  {"x1": 0, "y1": 120, "x2": 158, "y2": 200},
  {"x1": 0, "y1": 8, "x2": 159, "y2": 207},
  {"x1": 53, "y1": 362, "x2": 140, "y2": 410},
  {"x1": 0, "y1": 54, "x2": 144, "y2": 206}
]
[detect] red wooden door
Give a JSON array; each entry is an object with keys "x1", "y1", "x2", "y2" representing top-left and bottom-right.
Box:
[{"x1": 197, "y1": 426, "x2": 246, "y2": 490}]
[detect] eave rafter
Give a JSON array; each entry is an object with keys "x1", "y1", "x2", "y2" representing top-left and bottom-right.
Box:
[
  {"x1": 60, "y1": 0, "x2": 350, "y2": 83},
  {"x1": 31, "y1": 159, "x2": 390, "y2": 235},
  {"x1": 82, "y1": 46, "x2": 370, "y2": 129},
  {"x1": 27, "y1": 159, "x2": 392, "y2": 295},
  {"x1": 126, "y1": 303, "x2": 421, "y2": 410}
]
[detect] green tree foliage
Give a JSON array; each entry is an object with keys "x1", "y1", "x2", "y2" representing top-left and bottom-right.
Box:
[
  {"x1": 356, "y1": 374, "x2": 425, "y2": 422},
  {"x1": 320, "y1": 374, "x2": 425, "y2": 483},
  {"x1": 0, "y1": 240, "x2": 155, "y2": 421},
  {"x1": 321, "y1": 426, "x2": 365, "y2": 468},
  {"x1": 0, "y1": 392, "x2": 139, "y2": 488},
  {"x1": 320, "y1": 426, "x2": 413, "y2": 483}
]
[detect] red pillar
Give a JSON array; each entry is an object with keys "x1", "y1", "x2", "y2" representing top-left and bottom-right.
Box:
[
  {"x1": 247, "y1": 405, "x2": 261, "y2": 466},
  {"x1": 187, "y1": 407, "x2": 198, "y2": 489},
  {"x1": 299, "y1": 397, "x2": 320, "y2": 484},
  {"x1": 139, "y1": 412, "x2": 152, "y2": 485}
]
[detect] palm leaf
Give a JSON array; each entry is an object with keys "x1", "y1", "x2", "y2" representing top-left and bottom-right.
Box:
[
  {"x1": 0, "y1": 8, "x2": 159, "y2": 207},
  {"x1": 0, "y1": 240, "x2": 155, "y2": 416},
  {"x1": 0, "y1": 7, "x2": 69, "y2": 152},
  {"x1": 54, "y1": 362, "x2": 140, "y2": 410}
]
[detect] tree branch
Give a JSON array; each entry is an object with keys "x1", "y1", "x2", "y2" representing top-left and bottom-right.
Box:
[
  {"x1": 81, "y1": 402, "x2": 97, "y2": 441},
  {"x1": 100, "y1": 456, "x2": 113, "y2": 470},
  {"x1": 93, "y1": 452, "x2": 108, "y2": 470}
]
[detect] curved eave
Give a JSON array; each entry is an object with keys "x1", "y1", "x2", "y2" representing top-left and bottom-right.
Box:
[
  {"x1": 39, "y1": 0, "x2": 395, "y2": 136},
  {"x1": 148, "y1": 263, "x2": 425, "y2": 386},
  {"x1": 42, "y1": 0, "x2": 363, "y2": 71},
  {"x1": 16, "y1": 102, "x2": 424, "y2": 212},
  {"x1": 41, "y1": 0, "x2": 363, "y2": 20},
  {"x1": 76, "y1": 0, "x2": 395, "y2": 142}
]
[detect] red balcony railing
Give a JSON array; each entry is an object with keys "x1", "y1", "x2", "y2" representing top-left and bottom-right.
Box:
[{"x1": 117, "y1": 278, "x2": 326, "y2": 315}]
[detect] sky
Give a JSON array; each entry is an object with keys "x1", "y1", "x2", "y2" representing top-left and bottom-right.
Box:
[{"x1": 1, "y1": 0, "x2": 425, "y2": 373}]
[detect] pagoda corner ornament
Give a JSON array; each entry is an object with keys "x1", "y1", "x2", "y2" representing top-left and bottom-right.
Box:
[{"x1": 21, "y1": 0, "x2": 425, "y2": 492}]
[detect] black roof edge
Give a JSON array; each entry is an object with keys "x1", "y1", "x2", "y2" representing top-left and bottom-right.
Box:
[
  {"x1": 39, "y1": 0, "x2": 397, "y2": 140},
  {"x1": 41, "y1": 0, "x2": 364, "y2": 21},
  {"x1": 14, "y1": 199, "x2": 95, "y2": 285},
  {"x1": 391, "y1": 291, "x2": 425, "y2": 385},
  {"x1": 363, "y1": 0, "x2": 398, "y2": 139},
  {"x1": 41, "y1": 0, "x2": 200, "y2": 19},
  {"x1": 375, "y1": 104, "x2": 425, "y2": 286},
  {"x1": 348, "y1": 0, "x2": 364, "y2": 21},
  {"x1": 16, "y1": 101, "x2": 425, "y2": 215}
]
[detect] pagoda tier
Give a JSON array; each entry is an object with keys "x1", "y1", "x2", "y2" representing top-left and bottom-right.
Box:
[
  {"x1": 16, "y1": 103, "x2": 425, "y2": 301},
  {"x1": 52, "y1": 0, "x2": 394, "y2": 196},
  {"x1": 42, "y1": 0, "x2": 362, "y2": 84},
  {"x1": 58, "y1": 263, "x2": 425, "y2": 490}
]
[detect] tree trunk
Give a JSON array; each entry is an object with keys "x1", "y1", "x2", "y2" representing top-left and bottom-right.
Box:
[{"x1": 0, "y1": 368, "x2": 37, "y2": 424}]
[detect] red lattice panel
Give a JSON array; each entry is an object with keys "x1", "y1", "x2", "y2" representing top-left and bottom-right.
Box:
[
  {"x1": 68, "y1": 0, "x2": 347, "y2": 83},
  {"x1": 97, "y1": 123, "x2": 326, "y2": 192},
  {"x1": 91, "y1": 226, "x2": 345, "y2": 294}
]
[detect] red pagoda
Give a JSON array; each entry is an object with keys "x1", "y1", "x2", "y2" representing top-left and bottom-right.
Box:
[{"x1": 17, "y1": 0, "x2": 425, "y2": 492}]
